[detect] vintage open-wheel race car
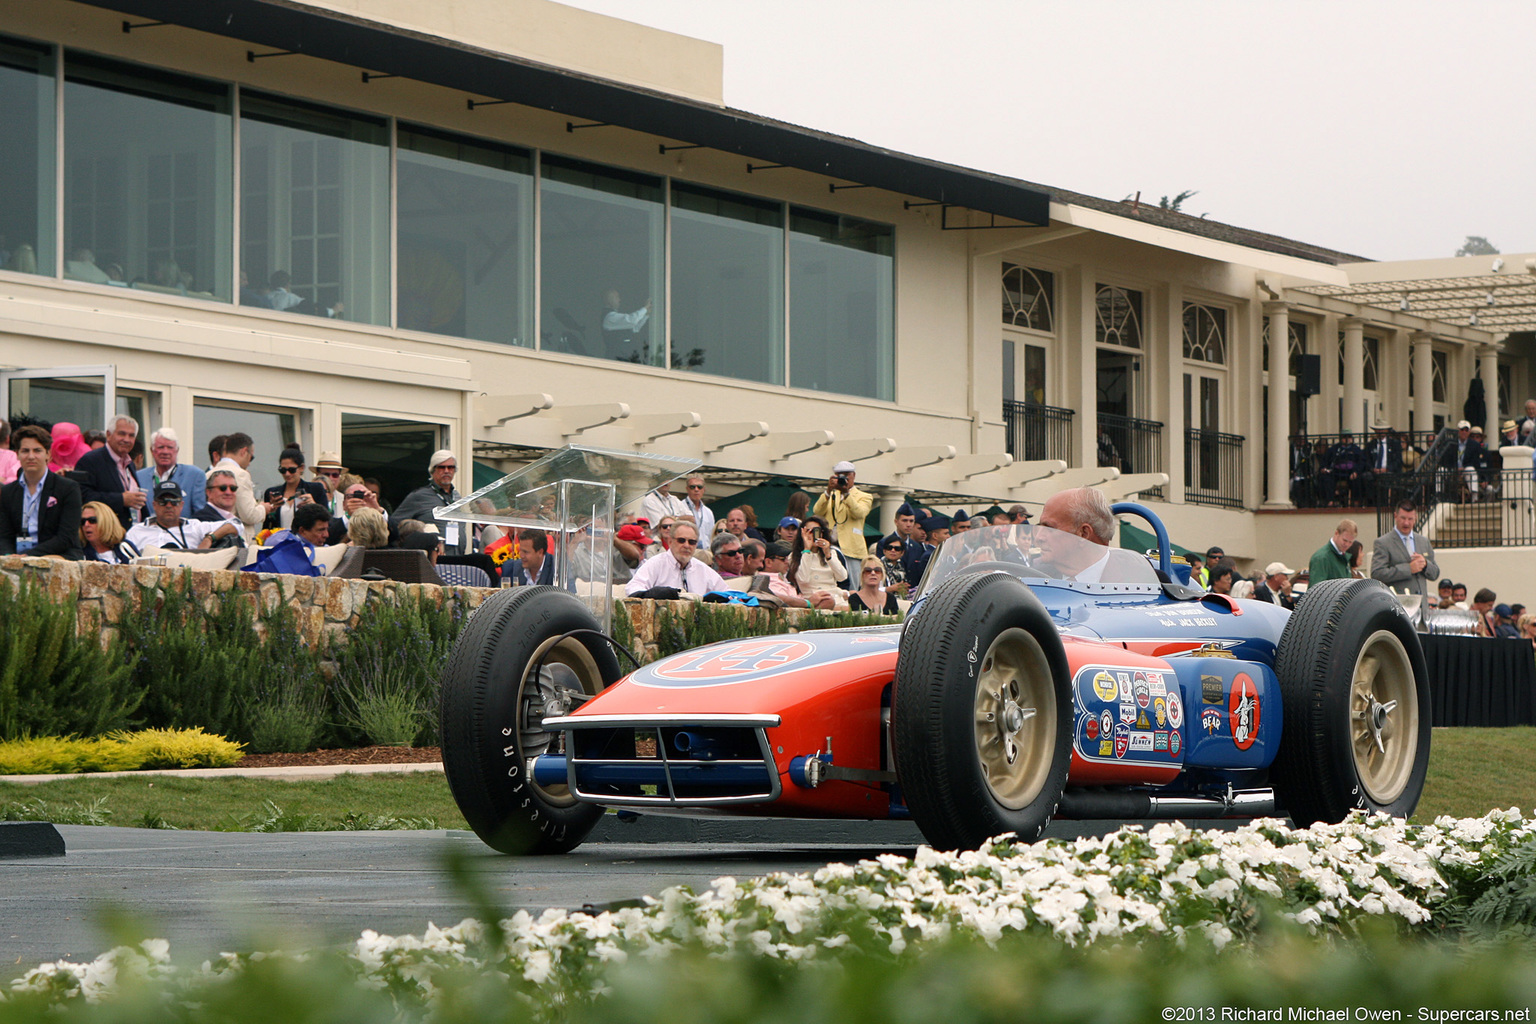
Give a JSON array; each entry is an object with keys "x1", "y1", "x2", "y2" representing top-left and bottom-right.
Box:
[{"x1": 438, "y1": 499, "x2": 1431, "y2": 855}]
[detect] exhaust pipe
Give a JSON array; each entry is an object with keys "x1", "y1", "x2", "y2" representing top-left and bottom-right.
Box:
[{"x1": 1058, "y1": 788, "x2": 1275, "y2": 820}]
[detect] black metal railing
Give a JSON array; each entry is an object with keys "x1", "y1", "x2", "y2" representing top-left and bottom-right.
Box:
[
  {"x1": 1372, "y1": 433, "x2": 1536, "y2": 547},
  {"x1": 1185, "y1": 428, "x2": 1245, "y2": 508},
  {"x1": 1097, "y1": 412, "x2": 1164, "y2": 499},
  {"x1": 1287, "y1": 430, "x2": 1446, "y2": 510},
  {"x1": 1003, "y1": 400, "x2": 1074, "y2": 465}
]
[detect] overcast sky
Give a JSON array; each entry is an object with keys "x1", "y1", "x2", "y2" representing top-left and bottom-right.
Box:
[{"x1": 558, "y1": 0, "x2": 1534, "y2": 262}]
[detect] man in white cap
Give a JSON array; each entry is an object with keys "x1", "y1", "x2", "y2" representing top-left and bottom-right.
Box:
[
  {"x1": 390, "y1": 448, "x2": 467, "y2": 554},
  {"x1": 1252, "y1": 561, "x2": 1296, "y2": 609},
  {"x1": 813, "y1": 459, "x2": 873, "y2": 560}
]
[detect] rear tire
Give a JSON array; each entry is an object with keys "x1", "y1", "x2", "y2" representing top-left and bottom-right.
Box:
[
  {"x1": 440, "y1": 587, "x2": 621, "y2": 854},
  {"x1": 892, "y1": 571, "x2": 1072, "y2": 850},
  {"x1": 1272, "y1": 577, "x2": 1431, "y2": 825}
]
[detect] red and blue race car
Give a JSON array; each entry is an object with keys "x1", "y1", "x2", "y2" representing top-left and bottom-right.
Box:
[{"x1": 440, "y1": 503, "x2": 1430, "y2": 854}]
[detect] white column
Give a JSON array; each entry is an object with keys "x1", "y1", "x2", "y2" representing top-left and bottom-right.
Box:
[
  {"x1": 1478, "y1": 346, "x2": 1500, "y2": 439},
  {"x1": 1160, "y1": 283, "x2": 1185, "y2": 503},
  {"x1": 1064, "y1": 266, "x2": 1098, "y2": 469},
  {"x1": 1263, "y1": 302, "x2": 1291, "y2": 508},
  {"x1": 1411, "y1": 333, "x2": 1434, "y2": 435},
  {"x1": 1341, "y1": 317, "x2": 1365, "y2": 436}
]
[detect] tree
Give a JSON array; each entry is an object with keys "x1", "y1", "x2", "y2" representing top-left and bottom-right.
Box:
[
  {"x1": 1455, "y1": 235, "x2": 1499, "y2": 257},
  {"x1": 1159, "y1": 190, "x2": 1199, "y2": 212}
]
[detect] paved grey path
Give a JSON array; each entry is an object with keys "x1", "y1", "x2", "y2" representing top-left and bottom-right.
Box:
[{"x1": 3, "y1": 814, "x2": 1250, "y2": 979}]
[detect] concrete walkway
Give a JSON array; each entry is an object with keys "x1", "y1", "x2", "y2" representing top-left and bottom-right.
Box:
[{"x1": 1, "y1": 762, "x2": 445, "y2": 785}]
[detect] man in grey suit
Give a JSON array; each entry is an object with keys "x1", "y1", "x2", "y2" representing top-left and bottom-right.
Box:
[{"x1": 1371, "y1": 500, "x2": 1437, "y2": 626}]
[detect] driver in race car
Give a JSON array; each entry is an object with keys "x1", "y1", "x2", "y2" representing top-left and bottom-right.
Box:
[{"x1": 1035, "y1": 486, "x2": 1151, "y2": 584}]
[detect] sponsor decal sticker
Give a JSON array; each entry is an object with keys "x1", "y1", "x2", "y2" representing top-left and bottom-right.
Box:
[
  {"x1": 1099, "y1": 739, "x2": 1114, "y2": 757},
  {"x1": 1129, "y1": 731, "x2": 1154, "y2": 752},
  {"x1": 1086, "y1": 715, "x2": 1100, "y2": 740},
  {"x1": 1114, "y1": 723, "x2": 1130, "y2": 758},
  {"x1": 1134, "y1": 678, "x2": 1151, "y2": 709},
  {"x1": 1202, "y1": 707, "x2": 1223, "y2": 735},
  {"x1": 1169, "y1": 730, "x2": 1182, "y2": 756},
  {"x1": 1120, "y1": 701, "x2": 1137, "y2": 724},
  {"x1": 1091, "y1": 670, "x2": 1117, "y2": 702},
  {"x1": 1202, "y1": 675, "x2": 1225, "y2": 704},
  {"x1": 1153, "y1": 731, "x2": 1169, "y2": 751},
  {"x1": 1136, "y1": 710, "x2": 1151, "y2": 730},
  {"x1": 1148, "y1": 674, "x2": 1167, "y2": 697},
  {"x1": 1153, "y1": 696, "x2": 1167, "y2": 728},
  {"x1": 1100, "y1": 710, "x2": 1113, "y2": 738},
  {"x1": 1229, "y1": 672, "x2": 1260, "y2": 751},
  {"x1": 1117, "y1": 672, "x2": 1133, "y2": 700},
  {"x1": 651, "y1": 639, "x2": 815, "y2": 681},
  {"x1": 1166, "y1": 690, "x2": 1184, "y2": 729}
]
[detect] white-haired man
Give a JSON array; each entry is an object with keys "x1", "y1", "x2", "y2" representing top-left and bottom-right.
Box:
[
  {"x1": 1035, "y1": 486, "x2": 1154, "y2": 584},
  {"x1": 135, "y1": 426, "x2": 206, "y2": 514},
  {"x1": 391, "y1": 448, "x2": 467, "y2": 554},
  {"x1": 75, "y1": 415, "x2": 147, "y2": 529}
]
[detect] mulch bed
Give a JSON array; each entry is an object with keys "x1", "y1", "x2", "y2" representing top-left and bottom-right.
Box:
[{"x1": 235, "y1": 746, "x2": 442, "y2": 769}]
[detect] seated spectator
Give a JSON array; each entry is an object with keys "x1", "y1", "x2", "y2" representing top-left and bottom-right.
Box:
[
  {"x1": 614, "y1": 523, "x2": 651, "y2": 567},
  {"x1": 1517, "y1": 612, "x2": 1536, "y2": 650},
  {"x1": 776, "y1": 516, "x2": 800, "y2": 546},
  {"x1": 788, "y1": 516, "x2": 846, "y2": 610},
  {"x1": 710, "y1": 532, "x2": 745, "y2": 578},
  {"x1": 262, "y1": 502, "x2": 333, "y2": 562},
  {"x1": 848, "y1": 557, "x2": 900, "y2": 614},
  {"x1": 328, "y1": 481, "x2": 390, "y2": 545},
  {"x1": 1493, "y1": 603, "x2": 1519, "y2": 640},
  {"x1": 508, "y1": 529, "x2": 555, "y2": 586},
  {"x1": 1207, "y1": 562, "x2": 1239, "y2": 596},
  {"x1": 0, "y1": 419, "x2": 17, "y2": 485},
  {"x1": 193, "y1": 469, "x2": 254, "y2": 546},
  {"x1": 207, "y1": 431, "x2": 269, "y2": 535},
  {"x1": 348, "y1": 506, "x2": 391, "y2": 549},
  {"x1": 740, "y1": 538, "x2": 765, "y2": 578},
  {"x1": 1435, "y1": 578, "x2": 1455, "y2": 609},
  {"x1": 136, "y1": 427, "x2": 207, "y2": 515},
  {"x1": 0, "y1": 424, "x2": 83, "y2": 559},
  {"x1": 625, "y1": 521, "x2": 723, "y2": 597},
  {"x1": 750, "y1": 541, "x2": 815, "y2": 609},
  {"x1": 399, "y1": 531, "x2": 442, "y2": 567},
  {"x1": 126, "y1": 482, "x2": 239, "y2": 551},
  {"x1": 879, "y1": 536, "x2": 909, "y2": 597},
  {"x1": 79, "y1": 499, "x2": 138, "y2": 564},
  {"x1": 1452, "y1": 582, "x2": 1469, "y2": 609},
  {"x1": 1471, "y1": 588, "x2": 1498, "y2": 637},
  {"x1": 721, "y1": 507, "x2": 766, "y2": 543},
  {"x1": 48, "y1": 422, "x2": 90, "y2": 473}
]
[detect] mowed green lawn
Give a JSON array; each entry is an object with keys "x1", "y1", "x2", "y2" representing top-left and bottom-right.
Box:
[{"x1": 1, "y1": 727, "x2": 1529, "y2": 832}]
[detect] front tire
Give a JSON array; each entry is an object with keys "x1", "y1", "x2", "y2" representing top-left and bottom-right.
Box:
[
  {"x1": 892, "y1": 571, "x2": 1072, "y2": 850},
  {"x1": 440, "y1": 587, "x2": 621, "y2": 854},
  {"x1": 1272, "y1": 577, "x2": 1431, "y2": 825}
]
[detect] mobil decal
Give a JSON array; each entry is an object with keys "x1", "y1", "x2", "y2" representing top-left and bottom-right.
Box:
[
  {"x1": 1201, "y1": 707, "x2": 1223, "y2": 735},
  {"x1": 1119, "y1": 701, "x2": 1137, "y2": 724},
  {"x1": 1113, "y1": 722, "x2": 1130, "y2": 759},
  {"x1": 1229, "y1": 672, "x2": 1260, "y2": 751},
  {"x1": 1166, "y1": 690, "x2": 1184, "y2": 730}
]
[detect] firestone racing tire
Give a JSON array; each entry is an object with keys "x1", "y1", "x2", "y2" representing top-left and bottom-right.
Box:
[
  {"x1": 892, "y1": 571, "x2": 1072, "y2": 850},
  {"x1": 439, "y1": 587, "x2": 621, "y2": 855},
  {"x1": 1272, "y1": 577, "x2": 1431, "y2": 826}
]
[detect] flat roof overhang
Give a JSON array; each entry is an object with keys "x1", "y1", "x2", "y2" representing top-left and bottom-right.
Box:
[{"x1": 74, "y1": 0, "x2": 1052, "y2": 227}]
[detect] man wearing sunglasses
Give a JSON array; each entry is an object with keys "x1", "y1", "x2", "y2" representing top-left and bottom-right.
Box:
[
  {"x1": 625, "y1": 520, "x2": 722, "y2": 597},
  {"x1": 193, "y1": 469, "x2": 254, "y2": 545},
  {"x1": 127, "y1": 482, "x2": 239, "y2": 551},
  {"x1": 391, "y1": 448, "x2": 468, "y2": 555},
  {"x1": 135, "y1": 427, "x2": 206, "y2": 514}
]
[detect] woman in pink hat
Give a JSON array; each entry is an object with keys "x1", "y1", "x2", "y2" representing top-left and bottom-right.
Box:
[{"x1": 48, "y1": 422, "x2": 91, "y2": 473}]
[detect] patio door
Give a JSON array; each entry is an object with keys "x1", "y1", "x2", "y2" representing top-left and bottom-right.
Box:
[
  {"x1": 1, "y1": 365, "x2": 117, "y2": 431},
  {"x1": 1184, "y1": 371, "x2": 1221, "y2": 492}
]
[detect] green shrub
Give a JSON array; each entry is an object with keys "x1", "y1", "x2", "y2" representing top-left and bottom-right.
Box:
[
  {"x1": 328, "y1": 591, "x2": 465, "y2": 747},
  {"x1": 652, "y1": 601, "x2": 778, "y2": 660},
  {"x1": 242, "y1": 600, "x2": 328, "y2": 753},
  {"x1": 0, "y1": 575, "x2": 140, "y2": 741}
]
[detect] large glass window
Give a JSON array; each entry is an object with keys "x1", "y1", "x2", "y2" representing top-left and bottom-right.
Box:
[
  {"x1": 789, "y1": 208, "x2": 893, "y2": 400},
  {"x1": 540, "y1": 155, "x2": 664, "y2": 364},
  {"x1": 192, "y1": 399, "x2": 300, "y2": 496},
  {"x1": 0, "y1": 35, "x2": 55, "y2": 277},
  {"x1": 671, "y1": 182, "x2": 783, "y2": 383},
  {"x1": 63, "y1": 54, "x2": 232, "y2": 300},
  {"x1": 1096, "y1": 285, "x2": 1143, "y2": 348},
  {"x1": 240, "y1": 91, "x2": 388, "y2": 324},
  {"x1": 397, "y1": 126, "x2": 533, "y2": 346},
  {"x1": 1002, "y1": 263, "x2": 1054, "y2": 332}
]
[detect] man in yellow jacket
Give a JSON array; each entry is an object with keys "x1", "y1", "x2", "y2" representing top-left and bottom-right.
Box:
[{"x1": 813, "y1": 460, "x2": 873, "y2": 560}]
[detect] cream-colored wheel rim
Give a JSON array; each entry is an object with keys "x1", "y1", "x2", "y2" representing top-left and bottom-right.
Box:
[
  {"x1": 972, "y1": 628, "x2": 1056, "y2": 810},
  {"x1": 520, "y1": 636, "x2": 602, "y2": 806},
  {"x1": 1350, "y1": 629, "x2": 1418, "y2": 804}
]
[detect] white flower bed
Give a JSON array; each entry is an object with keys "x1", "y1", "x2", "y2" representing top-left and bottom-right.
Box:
[{"x1": 8, "y1": 811, "x2": 1533, "y2": 1011}]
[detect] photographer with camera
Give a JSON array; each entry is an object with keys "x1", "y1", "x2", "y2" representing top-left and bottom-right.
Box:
[
  {"x1": 788, "y1": 515, "x2": 847, "y2": 610},
  {"x1": 813, "y1": 460, "x2": 873, "y2": 569}
]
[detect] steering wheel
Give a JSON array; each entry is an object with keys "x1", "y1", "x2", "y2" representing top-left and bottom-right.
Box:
[{"x1": 949, "y1": 559, "x2": 1052, "y2": 581}]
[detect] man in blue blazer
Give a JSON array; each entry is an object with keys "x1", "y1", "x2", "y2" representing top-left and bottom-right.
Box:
[
  {"x1": 75, "y1": 416, "x2": 147, "y2": 529},
  {"x1": 0, "y1": 425, "x2": 83, "y2": 559},
  {"x1": 507, "y1": 529, "x2": 556, "y2": 586}
]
